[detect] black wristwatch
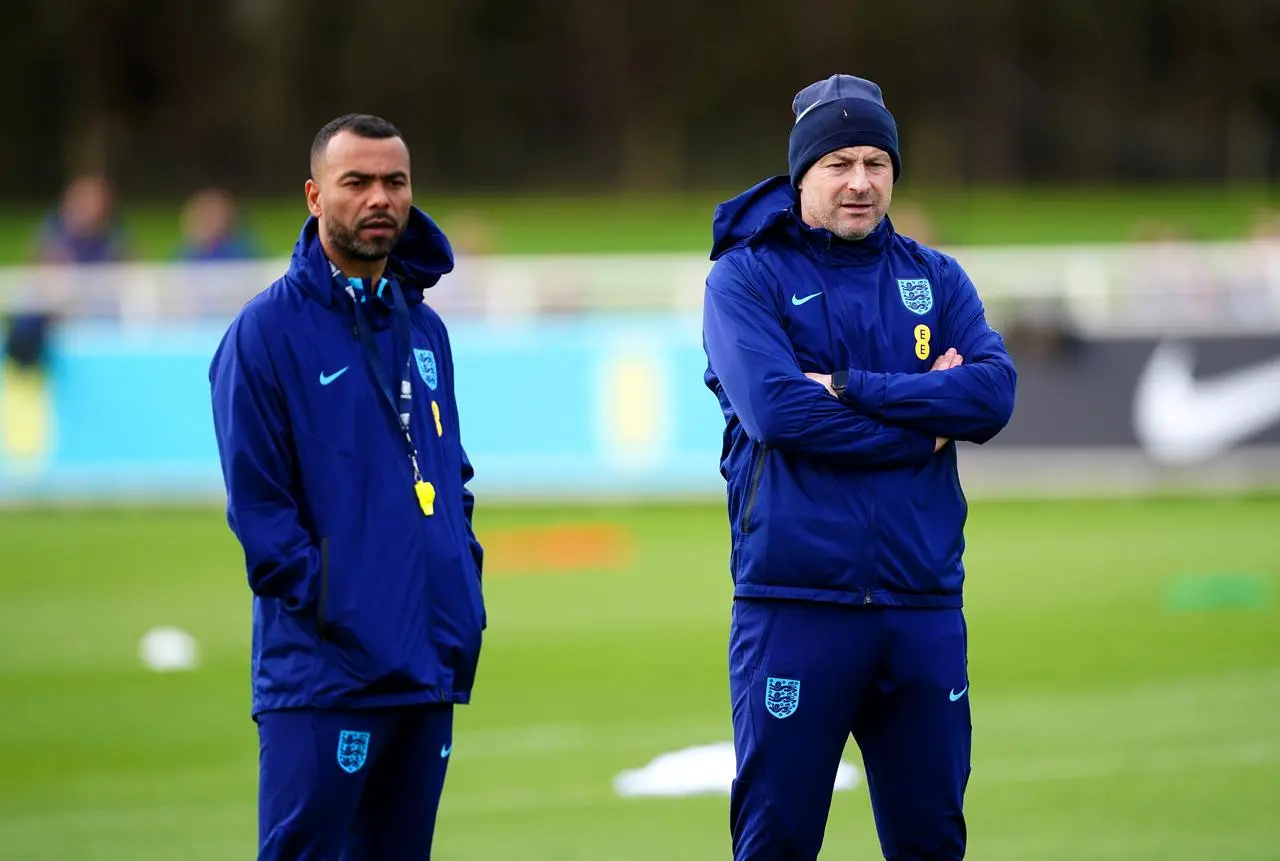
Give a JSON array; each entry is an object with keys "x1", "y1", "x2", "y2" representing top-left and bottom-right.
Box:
[{"x1": 831, "y1": 369, "x2": 850, "y2": 400}]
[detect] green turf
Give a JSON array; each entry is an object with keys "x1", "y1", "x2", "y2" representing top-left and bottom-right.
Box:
[
  {"x1": 1, "y1": 495, "x2": 1278, "y2": 859},
  {"x1": 1, "y1": 183, "x2": 1276, "y2": 263}
]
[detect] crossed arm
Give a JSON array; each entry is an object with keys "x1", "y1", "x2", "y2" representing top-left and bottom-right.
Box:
[
  {"x1": 817, "y1": 264, "x2": 1018, "y2": 445},
  {"x1": 704, "y1": 254, "x2": 1016, "y2": 466},
  {"x1": 704, "y1": 256, "x2": 941, "y2": 469},
  {"x1": 807, "y1": 347, "x2": 966, "y2": 447}
]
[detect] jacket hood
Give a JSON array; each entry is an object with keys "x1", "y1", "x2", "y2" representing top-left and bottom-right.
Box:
[
  {"x1": 289, "y1": 206, "x2": 455, "y2": 308},
  {"x1": 710, "y1": 175, "x2": 894, "y2": 263},
  {"x1": 710, "y1": 176, "x2": 797, "y2": 261}
]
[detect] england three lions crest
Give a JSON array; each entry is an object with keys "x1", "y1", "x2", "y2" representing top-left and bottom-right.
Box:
[
  {"x1": 897, "y1": 278, "x2": 933, "y2": 315},
  {"x1": 337, "y1": 730, "x2": 370, "y2": 774},
  {"x1": 414, "y1": 348, "x2": 438, "y2": 391},
  {"x1": 765, "y1": 677, "x2": 800, "y2": 719}
]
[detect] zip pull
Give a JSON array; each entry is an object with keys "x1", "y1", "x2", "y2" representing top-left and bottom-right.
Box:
[{"x1": 345, "y1": 283, "x2": 361, "y2": 340}]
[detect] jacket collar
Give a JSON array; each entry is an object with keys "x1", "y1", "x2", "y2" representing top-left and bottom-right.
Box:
[{"x1": 287, "y1": 206, "x2": 455, "y2": 311}]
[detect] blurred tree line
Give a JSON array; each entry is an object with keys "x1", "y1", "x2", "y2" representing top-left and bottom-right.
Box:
[{"x1": 3, "y1": 0, "x2": 1278, "y2": 199}]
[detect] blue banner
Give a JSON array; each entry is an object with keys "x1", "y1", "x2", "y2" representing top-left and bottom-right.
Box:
[{"x1": 0, "y1": 315, "x2": 729, "y2": 502}]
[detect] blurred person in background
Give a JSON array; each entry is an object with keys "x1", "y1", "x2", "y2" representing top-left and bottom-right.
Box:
[
  {"x1": 1223, "y1": 208, "x2": 1280, "y2": 322},
  {"x1": 209, "y1": 113, "x2": 484, "y2": 861},
  {"x1": 883, "y1": 201, "x2": 937, "y2": 246},
  {"x1": 1122, "y1": 221, "x2": 1215, "y2": 325},
  {"x1": 31, "y1": 173, "x2": 129, "y2": 264},
  {"x1": 428, "y1": 210, "x2": 499, "y2": 319},
  {"x1": 27, "y1": 173, "x2": 131, "y2": 320},
  {"x1": 178, "y1": 187, "x2": 259, "y2": 262},
  {"x1": 177, "y1": 187, "x2": 262, "y2": 319},
  {"x1": 0, "y1": 309, "x2": 55, "y2": 471},
  {"x1": 4, "y1": 171, "x2": 127, "y2": 448},
  {"x1": 702, "y1": 74, "x2": 1016, "y2": 860}
]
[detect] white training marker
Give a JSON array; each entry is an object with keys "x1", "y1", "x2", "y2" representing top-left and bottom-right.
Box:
[{"x1": 138, "y1": 626, "x2": 200, "y2": 673}]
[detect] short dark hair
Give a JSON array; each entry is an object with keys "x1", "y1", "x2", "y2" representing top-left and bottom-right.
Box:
[{"x1": 309, "y1": 113, "x2": 404, "y2": 177}]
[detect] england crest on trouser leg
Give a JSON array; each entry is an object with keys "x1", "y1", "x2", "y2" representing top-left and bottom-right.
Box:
[
  {"x1": 765, "y1": 677, "x2": 801, "y2": 719},
  {"x1": 337, "y1": 730, "x2": 370, "y2": 774}
]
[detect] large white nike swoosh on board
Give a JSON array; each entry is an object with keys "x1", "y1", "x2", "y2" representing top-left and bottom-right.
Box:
[{"x1": 1132, "y1": 342, "x2": 1280, "y2": 465}]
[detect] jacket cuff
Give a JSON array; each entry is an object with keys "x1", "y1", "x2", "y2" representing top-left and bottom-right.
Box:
[
  {"x1": 907, "y1": 430, "x2": 938, "y2": 463},
  {"x1": 834, "y1": 368, "x2": 882, "y2": 411},
  {"x1": 846, "y1": 369, "x2": 888, "y2": 413}
]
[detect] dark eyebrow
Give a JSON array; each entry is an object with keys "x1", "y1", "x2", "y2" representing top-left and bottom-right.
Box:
[{"x1": 337, "y1": 170, "x2": 408, "y2": 182}]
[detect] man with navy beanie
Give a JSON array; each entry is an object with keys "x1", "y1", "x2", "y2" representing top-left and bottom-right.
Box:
[
  {"x1": 702, "y1": 75, "x2": 1017, "y2": 860},
  {"x1": 788, "y1": 74, "x2": 901, "y2": 187}
]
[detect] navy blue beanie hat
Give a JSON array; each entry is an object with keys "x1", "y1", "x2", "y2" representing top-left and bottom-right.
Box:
[{"x1": 787, "y1": 74, "x2": 900, "y2": 187}]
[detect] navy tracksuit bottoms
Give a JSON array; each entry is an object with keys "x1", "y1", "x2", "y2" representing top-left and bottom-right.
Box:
[
  {"x1": 729, "y1": 598, "x2": 972, "y2": 860},
  {"x1": 256, "y1": 704, "x2": 454, "y2": 861}
]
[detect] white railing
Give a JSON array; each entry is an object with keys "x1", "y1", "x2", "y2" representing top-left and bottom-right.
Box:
[{"x1": 2, "y1": 240, "x2": 1279, "y2": 334}]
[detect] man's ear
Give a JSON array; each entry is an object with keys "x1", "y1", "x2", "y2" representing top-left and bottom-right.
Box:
[{"x1": 305, "y1": 179, "x2": 322, "y2": 218}]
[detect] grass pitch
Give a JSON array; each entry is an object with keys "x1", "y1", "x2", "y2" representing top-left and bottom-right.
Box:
[{"x1": 1, "y1": 494, "x2": 1278, "y2": 859}]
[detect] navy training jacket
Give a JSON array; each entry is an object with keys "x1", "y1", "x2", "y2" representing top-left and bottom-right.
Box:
[
  {"x1": 210, "y1": 208, "x2": 485, "y2": 717},
  {"x1": 702, "y1": 177, "x2": 1017, "y2": 608}
]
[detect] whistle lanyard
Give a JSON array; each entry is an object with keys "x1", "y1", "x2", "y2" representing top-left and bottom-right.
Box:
[{"x1": 345, "y1": 275, "x2": 435, "y2": 515}]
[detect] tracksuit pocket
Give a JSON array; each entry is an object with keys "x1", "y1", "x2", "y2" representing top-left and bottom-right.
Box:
[
  {"x1": 728, "y1": 599, "x2": 781, "y2": 680},
  {"x1": 426, "y1": 553, "x2": 484, "y2": 694},
  {"x1": 740, "y1": 446, "x2": 769, "y2": 533}
]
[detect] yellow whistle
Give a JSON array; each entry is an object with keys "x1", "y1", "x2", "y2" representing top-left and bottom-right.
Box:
[{"x1": 415, "y1": 480, "x2": 436, "y2": 516}]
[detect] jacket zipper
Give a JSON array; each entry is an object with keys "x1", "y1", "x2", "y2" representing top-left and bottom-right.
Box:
[
  {"x1": 867, "y1": 464, "x2": 878, "y2": 605},
  {"x1": 740, "y1": 445, "x2": 768, "y2": 533},
  {"x1": 317, "y1": 537, "x2": 330, "y2": 640},
  {"x1": 823, "y1": 260, "x2": 874, "y2": 602}
]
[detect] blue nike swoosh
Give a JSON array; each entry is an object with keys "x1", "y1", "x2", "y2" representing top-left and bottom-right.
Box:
[
  {"x1": 440, "y1": 743, "x2": 452, "y2": 758},
  {"x1": 792, "y1": 292, "x2": 823, "y2": 306},
  {"x1": 949, "y1": 686, "x2": 968, "y2": 702},
  {"x1": 319, "y1": 367, "x2": 349, "y2": 386}
]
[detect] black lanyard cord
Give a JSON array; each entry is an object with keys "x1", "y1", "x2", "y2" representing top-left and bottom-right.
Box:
[{"x1": 346, "y1": 277, "x2": 424, "y2": 483}]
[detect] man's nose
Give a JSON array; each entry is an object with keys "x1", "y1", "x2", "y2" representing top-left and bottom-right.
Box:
[
  {"x1": 366, "y1": 181, "x2": 392, "y2": 209},
  {"x1": 846, "y1": 165, "x2": 871, "y2": 193}
]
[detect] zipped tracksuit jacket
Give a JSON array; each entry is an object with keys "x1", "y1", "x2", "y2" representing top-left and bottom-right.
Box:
[
  {"x1": 702, "y1": 177, "x2": 1017, "y2": 861},
  {"x1": 210, "y1": 207, "x2": 484, "y2": 860}
]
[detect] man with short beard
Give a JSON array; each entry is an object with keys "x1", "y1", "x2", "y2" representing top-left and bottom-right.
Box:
[
  {"x1": 701, "y1": 75, "x2": 1017, "y2": 860},
  {"x1": 210, "y1": 113, "x2": 486, "y2": 860}
]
